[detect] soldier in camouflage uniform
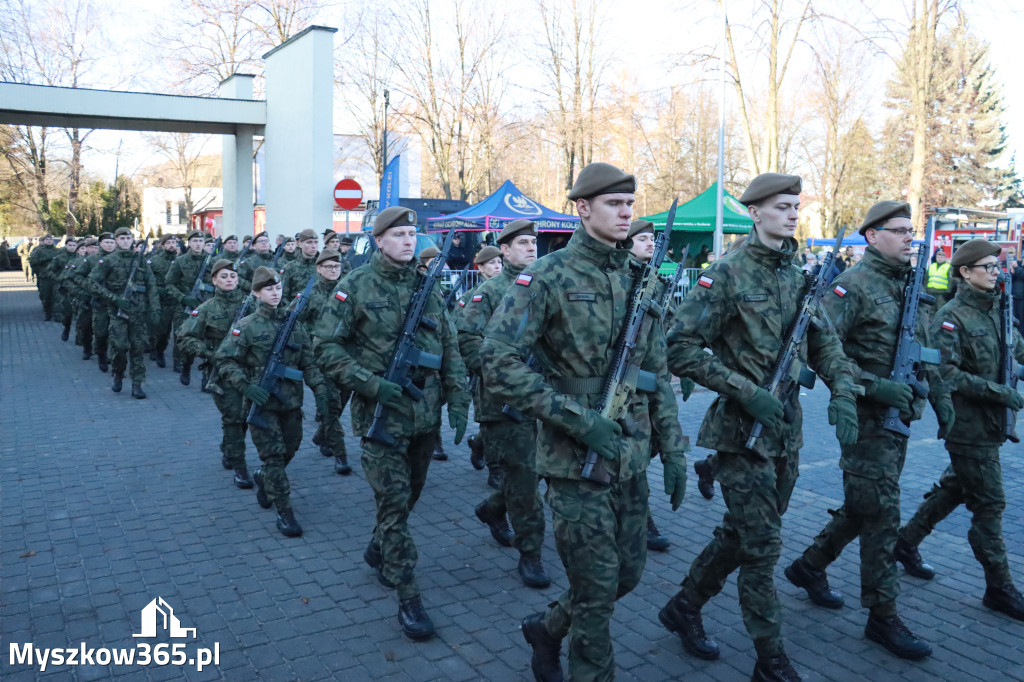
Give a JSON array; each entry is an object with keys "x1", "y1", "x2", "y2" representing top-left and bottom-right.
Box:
[
  {"x1": 458, "y1": 221, "x2": 550, "y2": 589},
  {"x1": 281, "y1": 236, "x2": 297, "y2": 265},
  {"x1": 29, "y1": 234, "x2": 58, "y2": 320},
  {"x1": 68, "y1": 238, "x2": 99, "y2": 359},
  {"x1": 897, "y1": 238, "x2": 1024, "y2": 622},
  {"x1": 148, "y1": 235, "x2": 180, "y2": 368},
  {"x1": 785, "y1": 201, "x2": 954, "y2": 661},
  {"x1": 281, "y1": 229, "x2": 319, "y2": 299},
  {"x1": 53, "y1": 238, "x2": 80, "y2": 341},
  {"x1": 17, "y1": 238, "x2": 34, "y2": 281},
  {"x1": 323, "y1": 229, "x2": 341, "y2": 253},
  {"x1": 313, "y1": 207, "x2": 470, "y2": 641},
  {"x1": 660, "y1": 173, "x2": 860, "y2": 682},
  {"x1": 166, "y1": 230, "x2": 214, "y2": 384},
  {"x1": 481, "y1": 164, "x2": 688, "y2": 682},
  {"x1": 216, "y1": 266, "x2": 328, "y2": 538},
  {"x1": 178, "y1": 259, "x2": 252, "y2": 488},
  {"x1": 89, "y1": 227, "x2": 160, "y2": 398},
  {"x1": 86, "y1": 233, "x2": 118, "y2": 372},
  {"x1": 220, "y1": 235, "x2": 241, "y2": 264},
  {"x1": 237, "y1": 232, "x2": 276, "y2": 291}
]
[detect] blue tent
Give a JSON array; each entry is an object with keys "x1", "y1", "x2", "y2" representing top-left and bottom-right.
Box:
[{"x1": 426, "y1": 179, "x2": 580, "y2": 232}]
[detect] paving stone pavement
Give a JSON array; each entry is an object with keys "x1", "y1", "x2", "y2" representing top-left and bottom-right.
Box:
[{"x1": 1, "y1": 268, "x2": 1023, "y2": 681}]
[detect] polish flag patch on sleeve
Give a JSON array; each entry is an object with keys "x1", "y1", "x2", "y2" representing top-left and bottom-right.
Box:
[
  {"x1": 472, "y1": 294, "x2": 483, "y2": 302},
  {"x1": 516, "y1": 273, "x2": 533, "y2": 287},
  {"x1": 941, "y1": 321, "x2": 956, "y2": 332},
  {"x1": 335, "y1": 290, "x2": 348, "y2": 302},
  {"x1": 458, "y1": 299, "x2": 466, "y2": 307},
  {"x1": 698, "y1": 275, "x2": 714, "y2": 288},
  {"x1": 833, "y1": 285, "x2": 847, "y2": 297},
  {"x1": 190, "y1": 310, "x2": 199, "y2": 316},
  {"x1": 231, "y1": 328, "x2": 241, "y2": 336}
]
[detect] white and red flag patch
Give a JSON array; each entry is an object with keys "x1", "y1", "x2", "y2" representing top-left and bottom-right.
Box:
[
  {"x1": 231, "y1": 328, "x2": 241, "y2": 336},
  {"x1": 833, "y1": 285, "x2": 847, "y2": 297},
  {"x1": 697, "y1": 275, "x2": 714, "y2": 289},
  {"x1": 472, "y1": 294, "x2": 483, "y2": 302},
  {"x1": 941, "y1": 321, "x2": 956, "y2": 332},
  {"x1": 458, "y1": 299, "x2": 466, "y2": 307},
  {"x1": 516, "y1": 273, "x2": 533, "y2": 287},
  {"x1": 190, "y1": 310, "x2": 199, "y2": 316},
  {"x1": 335, "y1": 290, "x2": 348, "y2": 302}
]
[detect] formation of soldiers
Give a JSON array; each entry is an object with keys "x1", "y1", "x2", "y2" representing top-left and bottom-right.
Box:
[{"x1": 22, "y1": 163, "x2": 1024, "y2": 682}]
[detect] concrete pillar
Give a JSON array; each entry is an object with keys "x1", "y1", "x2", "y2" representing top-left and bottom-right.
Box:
[
  {"x1": 219, "y1": 74, "x2": 256, "y2": 239},
  {"x1": 262, "y1": 26, "x2": 337, "y2": 242}
]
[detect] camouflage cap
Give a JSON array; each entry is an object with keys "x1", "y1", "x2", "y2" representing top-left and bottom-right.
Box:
[
  {"x1": 738, "y1": 173, "x2": 802, "y2": 206},
  {"x1": 98, "y1": 232, "x2": 115, "y2": 242},
  {"x1": 374, "y1": 207, "x2": 418, "y2": 236},
  {"x1": 858, "y1": 200, "x2": 912, "y2": 235},
  {"x1": 497, "y1": 219, "x2": 537, "y2": 244},
  {"x1": 114, "y1": 227, "x2": 133, "y2": 238},
  {"x1": 418, "y1": 245, "x2": 439, "y2": 263},
  {"x1": 568, "y1": 162, "x2": 637, "y2": 200},
  {"x1": 474, "y1": 245, "x2": 503, "y2": 265},
  {"x1": 251, "y1": 266, "x2": 282, "y2": 291},
  {"x1": 950, "y1": 238, "x2": 1001, "y2": 278},
  {"x1": 211, "y1": 258, "x2": 237, "y2": 277},
  {"x1": 316, "y1": 248, "x2": 341, "y2": 265},
  {"x1": 627, "y1": 220, "x2": 655, "y2": 239},
  {"x1": 296, "y1": 228, "x2": 318, "y2": 243},
  {"x1": 222, "y1": 234, "x2": 238, "y2": 243},
  {"x1": 187, "y1": 230, "x2": 205, "y2": 241}
]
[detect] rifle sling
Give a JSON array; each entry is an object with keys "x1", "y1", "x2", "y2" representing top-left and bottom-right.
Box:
[{"x1": 550, "y1": 364, "x2": 655, "y2": 396}]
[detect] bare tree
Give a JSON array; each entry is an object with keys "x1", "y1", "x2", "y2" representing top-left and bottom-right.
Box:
[{"x1": 145, "y1": 133, "x2": 218, "y2": 223}]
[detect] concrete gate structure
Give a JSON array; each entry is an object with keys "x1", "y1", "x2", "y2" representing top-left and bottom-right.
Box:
[{"x1": 0, "y1": 26, "x2": 336, "y2": 241}]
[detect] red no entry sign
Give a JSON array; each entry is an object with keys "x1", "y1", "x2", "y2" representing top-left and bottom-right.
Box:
[{"x1": 334, "y1": 179, "x2": 363, "y2": 210}]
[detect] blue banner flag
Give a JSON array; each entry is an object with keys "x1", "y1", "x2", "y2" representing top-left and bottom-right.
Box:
[{"x1": 379, "y1": 154, "x2": 401, "y2": 210}]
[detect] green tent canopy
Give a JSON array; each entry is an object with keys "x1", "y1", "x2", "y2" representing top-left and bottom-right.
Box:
[{"x1": 642, "y1": 183, "x2": 752, "y2": 234}]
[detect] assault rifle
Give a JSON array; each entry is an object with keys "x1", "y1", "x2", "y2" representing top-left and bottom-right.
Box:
[
  {"x1": 658, "y1": 245, "x2": 690, "y2": 324},
  {"x1": 445, "y1": 264, "x2": 472, "y2": 309},
  {"x1": 246, "y1": 276, "x2": 316, "y2": 429},
  {"x1": 882, "y1": 242, "x2": 940, "y2": 436},
  {"x1": 183, "y1": 237, "x2": 222, "y2": 313},
  {"x1": 581, "y1": 199, "x2": 678, "y2": 485},
  {"x1": 202, "y1": 292, "x2": 256, "y2": 394},
  {"x1": 744, "y1": 227, "x2": 847, "y2": 452},
  {"x1": 116, "y1": 240, "x2": 150, "y2": 320},
  {"x1": 367, "y1": 229, "x2": 458, "y2": 445},
  {"x1": 1000, "y1": 272, "x2": 1020, "y2": 443},
  {"x1": 269, "y1": 242, "x2": 286, "y2": 272}
]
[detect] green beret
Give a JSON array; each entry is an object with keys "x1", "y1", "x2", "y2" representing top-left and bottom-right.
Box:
[
  {"x1": 222, "y1": 234, "x2": 238, "y2": 244},
  {"x1": 75, "y1": 240, "x2": 88, "y2": 251},
  {"x1": 98, "y1": 232, "x2": 115, "y2": 242},
  {"x1": 474, "y1": 245, "x2": 503, "y2": 265},
  {"x1": 242, "y1": 235, "x2": 253, "y2": 243},
  {"x1": 187, "y1": 230, "x2": 205, "y2": 241},
  {"x1": 316, "y1": 248, "x2": 341, "y2": 265},
  {"x1": 497, "y1": 219, "x2": 537, "y2": 244},
  {"x1": 950, "y1": 239, "x2": 1001, "y2": 278},
  {"x1": 114, "y1": 227, "x2": 133, "y2": 238},
  {"x1": 295, "y1": 228, "x2": 318, "y2": 243},
  {"x1": 251, "y1": 266, "x2": 282, "y2": 291},
  {"x1": 627, "y1": 220, "x2": 654, "y2": 239},
  {"x1": 253, "y1": 231, "x2": 269, "y2": 242},
  {"x1": 82, "y1": 237, "x2": 98, "y2": 247},
  {"x1": 374, "y1": 207, "x2": 418, "y2": 236},
  {"x1": 568, "y1": 162, "x2": 637, "y2": 200},
  {"x1": 211, "y1": 259, "x2": 237, "y2": 277},
  {"x1": 738, "y1": 173, "x2": 802, "y2": 206},
  {"x1": 418, "y1": 245, "x2": 439, "y2": 262},
  {"x1": 858, "y1": 201, "x2": 912, "y2": 235},
  {"x1": 284, "y1": 237, "x2": 295, "y2": 244}
]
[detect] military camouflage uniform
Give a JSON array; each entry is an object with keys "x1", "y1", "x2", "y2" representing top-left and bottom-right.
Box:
[
  {"x1": 215, "y1": 301, "x2": 327, "y2": 511},
  {"x1": 50, "y1": 247, "x2": 78, "y2": 333},
  {"x1": 80, "y1": 251, "x2": 110, "y2": 361},
  {"x1": 17, "y1": 241, "x2": 33, "y2": 281},
  {"x1": 237, "y1": 251, "x2": 275, "y2": 292},
  {"x1": 65, "y1": 253, "x2": 94, "y2": 354},
  {"x1": 29, "y1": 243, "x2": 58, "y2": 318},
  {"x1": 899, "y1": 282, "x2": 1024, "y2": 589},
  {"x1": 665, "y1": 228, "x2": 857, "y2": 658},
  {"x1": 147, "y1": 247, "x2": 178, "y2": 361},
  {"x1": 313, "y1": 250, "x2": 469, "y2": 600},
  {"x1": 281, "y1": 252, "x2": 318, "y2": 300},
  {"x1": 166, "y1": 251, "x2": 213, "y2": 367},
  {"x1": 481, "y1": 228, "x2": 686, "y2": 680}
]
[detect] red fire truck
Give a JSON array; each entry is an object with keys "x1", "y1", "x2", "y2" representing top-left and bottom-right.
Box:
[{"x1": 927, "y1": 206, "x2": 1022, "y2": 259}]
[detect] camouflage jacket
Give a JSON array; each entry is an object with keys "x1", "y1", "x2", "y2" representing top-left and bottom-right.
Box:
[
  {"x1": 60, "y1": 255, "x2": 88, "y2": 301},
  {"x1": 291, "y1": 275, "x2": 335, "y2": 326},
  {"x1": 165, "y1": 251, "x2": 212, "y2": 305},
  {"x1": 932, "y1": 282, "x2": 1024, "y2": 457},
  {"x1": 48, "y1": 249, "x2": 77, "y2": 281},
  {"x1": 281, "y1": 253, "x2": 318, "y2": 300},
  {"x1": 665, "y1": 228, "x2": 857, "y2": 458},
  {"x1": 74, "y1": 252, "x2": 104, "y2": 305},
  {"x1": 236, "y1": 251, "x2": 275, "y2": 291},
  {"x1": 88, "y1": 247, "x2": 160, "y2": 315},
  {"x1": 480, "y1": 228, "x2": 686, "y2": 481},
  {"x1": 147, "y1": 249, "x2": 177, "y2": 300},
  {"x1": 312, "y1": 249, "x2": 469, "y2": 438},
  {"x1": 178, "y1": 287, "x2": 247, "y2": 359},
  {"x1": 28, "y1": 244, "x2": 58, "y2": 278},
  {"x1": 215, "y1": 301, "x2": 326, "y2": 411}
]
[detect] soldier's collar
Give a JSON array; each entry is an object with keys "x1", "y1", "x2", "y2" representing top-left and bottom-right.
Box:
[
  {"x1": 371, "y1": 248, "x2": 418, "y2": 281},
  {"x1": 568, "y1": 227, "x2": 630, "y2": 268},
  {"x1": 745, "y1": 228, "x2": 797, "y2": 266},
  {"x1": 957, "y1": 280, "x2": 997, "y2": 311},
  {"x1": 501, "y1": 259, "x2": 526, "y2": 278},
  {"x1": 862, "y1": 246, "x2": 910, "y2": 278}
]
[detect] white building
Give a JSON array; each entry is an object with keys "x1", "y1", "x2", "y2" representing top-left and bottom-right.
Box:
[{"x1": 140, "y1": 186, "x2": 222, "y2": 235}]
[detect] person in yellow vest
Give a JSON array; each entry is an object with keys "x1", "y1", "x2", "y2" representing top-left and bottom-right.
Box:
[{"x1": 925, "y1": 249, "x2": 952, "y2": 308}]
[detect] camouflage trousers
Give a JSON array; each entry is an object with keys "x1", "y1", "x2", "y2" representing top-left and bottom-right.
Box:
[
  {"x1": 37, "y1": 277, "x2": 55, "y2": 317},
  {"x1": 75, "y1": 305, "x2": 93, "y2": 353},
  {"x1": 213, "y1": 388, "x2": 248, "y2": 470},
  {"x1": 802, "y1": 427, "x2": 906, "y2": 614},
  {"x1": 92, "y1": 305, "x2": 109, "y2": 361},
  {"x1": 542, "y1": 474, "x2": 648, "y2": 682},
  {"x1": 362, "y1": 432, "x2": 435, "y2": 600},
  {"x1": 316, "y1": 381, "x2": 350, "y2": 457},
  {"x1": 477, "y1": 419, "x2": 545, "y2": 557},
  {"x1": 250, "y1": 407, "x2": 303, "y2": 511},
  {"x1": 681, "y1": 449, "x2": 799, "y2": 658},
  {"x1": 172, "y1": 308, "x2": 192, "y2": 366},
  {"x1": 22, "y1": 261, "x2": 32, "y2": 280},
  {"x1": 900, "y1": 450, "x2": 1012, "y2": 588},
  {"x1": 56, "y1": 289, "x2": 73, "y2": 329},
  {"x1": 151, "y1": 296, "x2": 176, "y2": 354},
  {"x1": 108, "y1": 312, "x2": 148, "y2": 383}
]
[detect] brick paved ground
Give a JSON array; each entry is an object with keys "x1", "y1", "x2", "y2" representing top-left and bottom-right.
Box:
[{"x1": 1, "y1": 268, "x2": 1022, "y2": 681}]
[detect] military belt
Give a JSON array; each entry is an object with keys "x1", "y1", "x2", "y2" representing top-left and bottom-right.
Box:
[
  {"x1": 859, "y1": 361, "x2": 893, "y2": 380},
  {"x1": 550, "y1": 377, "x2": 604, "y2": 395}
]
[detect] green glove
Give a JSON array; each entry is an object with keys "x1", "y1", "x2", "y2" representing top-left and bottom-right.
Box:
[
  {"x1": 115, "y1": 296, "x2": 131, "y2": 310},
  {"x1": 242, "y1": 383, "x2": 270, "y2": 406},
  {"x1": 149, "y1": 312, "x2": 160, "y2": 328},
  {"x1": 579, "y1": 412, "x2": 622, "y2": 460},
  {"x1": 376, "y1": 379, "x2": 406, "y2": 410},
  {"x1": 182, "y1": 295, "x2": 200, "y2": 309},
  {"x1": 828, "y1": 395, "x2": 859, "y2": 446},
  {"x1": 865, "y1": 377, "x2": 914, "y2": 411},
  {"x1": 448, "y1": 401, "x2": 469, "y2": 445},
  {"x1": 739, "y1": 387, "x2": 785, "y2": 431},
  {"x1": 932, "y1": 393, "x2": 956, "y2": 437},
  {"x1": 679, "y1": 377, "x2": 695, "y2": 402},
  {"x1": 662, "y1": 454, "x2": 687, "y2": 511},
  {"x1": 315, "y1": 395, "x2": 330, "y2": 419},
  {"x1": 994, "y1": 385, "x2": 1024, "y2": 410}
]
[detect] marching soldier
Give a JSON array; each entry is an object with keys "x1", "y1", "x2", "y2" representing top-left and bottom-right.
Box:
[
  {"x1": 148, "y1": 235, "x2": 180, "y2": 368},
  {"x1": 458, "y1": 220, "x2": 550, "y2": 589},
  {"x1": 481, "y1": 163, "x2": 688, "y2": 681},
  {"x1": 323, "y1": 229, "x2": 341, "y2": 253},
  {"x1": 313, "y1": 207, "x2": 470, "y2": 641},
  {"x1": 281, "y1": 236, "x2": 297, "y2": 265},
  {"x1": 897, "y1": 238, "x2": 1024, "y2": 622},
  {"x1": 70, "y1": 238, "x2": 99, "y2": 359},
  {"x1": 281, "y1": 229, "x2": 319, "y2": 299},
  {"x1": 166, "y1": 230, "x2": 211, "y2": 384},
  {"x1": 784, "y1": 201, "x2": 954, "y2": 661},
  {"x1": 221, "y1": 235, "x2": 241, "y2": 263},
  {"x1": 178, "y1": 259, "x2": 252, "y2": 488},
  {"x1": 237, "y1": 231, "x2": 276, "y2": 291},
  {"x1": 29, "y1": 234, "x2": 58, "y2": 320},
  {"x1": 660, "y1": 173, "x2": 859, "y2": 682},
  {"x1": 215, "y1": 266, "x2": 328, "y2": 537},
  {"x1": 52, "y1": 238, "x2": 80, "y2": 341},
  {"x1": 17, "y1": 237, "x2": 34, "y2": 281},
  {"x1": 87, "y1": 233, "x2": 117, "y2": 372}
]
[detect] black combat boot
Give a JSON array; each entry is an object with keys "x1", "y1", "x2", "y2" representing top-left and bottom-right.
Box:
[
  {"x1": 468, "y1": 433, "x2": 485, "y2": 470},
  {"x1": 487, "y1": 465, "x2": 505, "y2": 490},
  {"x1": 131, "y1": 382, "x2": 146, "y2": 399},
  {"x1": 521, "y1": 612, "x2": 564, "y2": 682},
  {"x1": 233, "y1": 466, "x2": 254, "y2": 489},
  {"x1": 98, "y1": 355, "x2": 109, "y2": 373},
  {"x1": 752, "y1": 653, "x2": 802, "y2": 682},
  {"x1": 983, "y1": 584, "x2": 1024, "y2": 621},
  {"x1": 364, "y1": 538, "x2": 394, "y2": 588},
  {"x1": 784, "y1": 557, "x2": 844, "y2": 609},
  {"x1": 334, "y1": 454, "x2": 352, "y2": 475},
  {"x1": 155, "y1": 351, "x2": 165, "y2": 368},
  {"x1": 276, "y1": 507, "x2": 302, "y2": 537},
  {"x1": 111, "y1": 372, "x2": 123, "y2": 393},
  {"x1": 647, "y1": 516, "x2": 670, "y2": 552},
  {"x1": 475, "y1": 502, "x2": 514, "y2": 547},
  {"x1": 518, "y1": 555, "x2": 551, "y2": 589},
  {"x1": 61, "y1": 325, "x2": 70, "y2": 342},
  {"x1": 694, "y1": 457, "x2": 715, "y2": 500},
  {"x1": 221, "y1": 453, "x2": 232, "y2": 470},
  {"x1": 432, "y1": 433, "x2": 447, "y2": 461},
  {"x1": 82, "y1": 349, "x2": 92, "y2": 361},
  {"x1": 894, "y1": 538, "x2": 935, "y2": 580},
  {"x1": 398, "y1": 595, "x2": 435, "y2": 640},
  {"x1": 179, "y1": 361, "x2": 192, "y2": 386},
  {"x1": 312, "y1": 430, "x2": 333, "y2": 456},
  {"x1": 658, "y1": 590, "x2": 720, "y2": 660},
  {"x1": 173, "y1": 360, "x2": 182, "y2": 373},
  {"x1": 252, "y1": 468, "x2": 272, "y2": 509},
  {"x1": 865, "y1": 613, "x2": 932, "y2": 660}
]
